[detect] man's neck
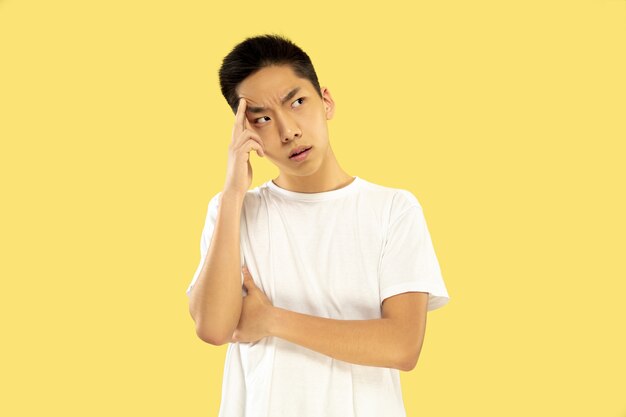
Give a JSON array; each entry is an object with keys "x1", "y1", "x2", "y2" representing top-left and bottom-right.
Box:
[{"x1": 273, "y1": 149, "x2": 353, "y2": 193}]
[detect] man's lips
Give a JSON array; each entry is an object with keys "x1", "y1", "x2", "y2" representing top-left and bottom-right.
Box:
[
  {"x1": 289, "y1": 147, "x2": 312, "y2": 162},
  {"x1": 289, "y1": 146, "x2": 312, "y2": 158}
]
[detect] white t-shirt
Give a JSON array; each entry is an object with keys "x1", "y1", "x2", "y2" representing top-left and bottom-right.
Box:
[{"x1": 186, "y1": 176, "x2": 450, "y2": 417}]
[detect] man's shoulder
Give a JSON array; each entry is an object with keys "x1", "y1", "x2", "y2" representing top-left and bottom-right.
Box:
[{"x1": 358, "y1": 178, "x2": 421, "y2": 209}]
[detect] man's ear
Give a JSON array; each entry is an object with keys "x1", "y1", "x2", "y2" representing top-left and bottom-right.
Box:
[{"x1": 321, "y1": 87, "x2": 335, "y2": 120}]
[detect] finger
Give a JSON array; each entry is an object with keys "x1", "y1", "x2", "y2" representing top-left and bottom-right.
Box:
[
  {"x1": 242, "y1": 266, "x2": 256, "y2": 284},
  {"x1": 234, "y1": 111, "x2": 266, "y2": 157},
  {"x1": 250, "y1": 135, "x2": 265, "y2": 157},
  {"x1": 242, "y1": 139, "x2": 265, "y2": 158},
  {"x1": 239, "y1": 98, "x2": 248, "y2": 133},
  {"x1": 242, "y1": 265, "x2": 252, "y2": 278},
  {"x1": 235, "y1": 98, "x2": 247, "y2": 134},
  {"x1": 243, "y1": 115, "x2": 264, "y2": 149}
]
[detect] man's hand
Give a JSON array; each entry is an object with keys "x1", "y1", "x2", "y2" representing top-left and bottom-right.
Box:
[
  {"x1": 231, "y1": 266, "x2": 275, "y2": 344},
  {"x1": 223, "y1": 98, "x2": 266, "y2": 196}
]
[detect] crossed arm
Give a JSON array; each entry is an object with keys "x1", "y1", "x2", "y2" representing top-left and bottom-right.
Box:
[
  {"x1": 228, "y1": 267, "x2": 430, "y2": 372},
  {"x1": 269, "y1": 292, "x2": 429, "y2": 371}
]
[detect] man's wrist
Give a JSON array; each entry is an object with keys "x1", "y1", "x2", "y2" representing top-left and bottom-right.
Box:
[{"x1": 266, "y1": 306, "x2": 283, "y2": 337}]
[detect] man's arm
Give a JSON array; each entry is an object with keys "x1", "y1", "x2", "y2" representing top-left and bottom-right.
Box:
[
  {"x1": 189, "y1": 191, "x2": 245, "y2": 345},
  {"x1": 267, "y1": 291, "x2": 429, "y2": 371}
]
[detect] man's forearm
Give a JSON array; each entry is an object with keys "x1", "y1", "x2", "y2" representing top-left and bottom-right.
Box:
[
  {"x1": 189, "y1": 191, "x2": 245, "y2": 345},
  {"x1": 268, "y1": 307, "x2": 411, "y2": 371}
]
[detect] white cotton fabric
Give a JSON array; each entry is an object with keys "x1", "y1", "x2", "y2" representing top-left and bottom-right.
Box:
[{"x1": 186, "y1": 176, "x2": 450, "y2": 417}]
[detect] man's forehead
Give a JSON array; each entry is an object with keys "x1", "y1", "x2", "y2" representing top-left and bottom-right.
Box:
[
  {"x1": 238, "y1": 84, "x2": 302, "y2": 102},
  {"x1": 239, "y1": 86, "x2": 303, "y2": 114}
]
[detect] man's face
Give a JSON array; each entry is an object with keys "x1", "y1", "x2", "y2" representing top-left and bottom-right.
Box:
[{"x1": 236, "y1": 65, "x2": 335, "y2": 176}]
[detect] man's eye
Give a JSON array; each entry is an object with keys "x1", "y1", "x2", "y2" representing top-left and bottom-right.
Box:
[{"x1": 255, "y1": 98, "x2": 305, "y2": 124}]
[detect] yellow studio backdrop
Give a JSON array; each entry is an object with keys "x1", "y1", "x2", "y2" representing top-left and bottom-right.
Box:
[{"x1": 1, "y1": 0, "x2": 624, "y2": 415}]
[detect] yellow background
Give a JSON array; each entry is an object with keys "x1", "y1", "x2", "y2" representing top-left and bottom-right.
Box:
[{"x1": 1, "y1": 0, "x2": 624, "y2": 415}]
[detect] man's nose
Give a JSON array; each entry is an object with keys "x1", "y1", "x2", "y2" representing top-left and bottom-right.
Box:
[{"x1": 278, "y1": 114, "x2": 301, "y2": 143}]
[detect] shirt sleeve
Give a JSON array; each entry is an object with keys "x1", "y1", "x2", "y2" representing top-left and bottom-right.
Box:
[
  {"x1": 185, "y1": 191, "x2": 222, "y2": 297},
  {"x1": 379, "y1": 192, "x2": 450, "y2": 312}
]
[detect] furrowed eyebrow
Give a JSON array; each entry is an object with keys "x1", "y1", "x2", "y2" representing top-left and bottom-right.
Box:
[{"x1": 242, "y1": 87, "x2": 301, "y2": 114}]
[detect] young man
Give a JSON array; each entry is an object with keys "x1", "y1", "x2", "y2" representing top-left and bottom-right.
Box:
[{"x1": 186, "y1": 33, "x2": 450, "y2": 417}]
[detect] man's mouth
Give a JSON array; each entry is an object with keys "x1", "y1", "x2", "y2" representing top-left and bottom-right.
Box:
[{"x1": 290, "y1": 147, "x2": 312, "y2": 158}]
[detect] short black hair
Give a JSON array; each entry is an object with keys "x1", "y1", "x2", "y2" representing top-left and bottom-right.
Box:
[{"x1": 218, "y1": 33, "x2": 323, "y2": 115}]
